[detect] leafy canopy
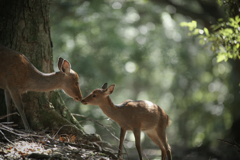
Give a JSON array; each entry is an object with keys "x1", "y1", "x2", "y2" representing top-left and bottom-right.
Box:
[
  {"x1": 181, "y1": 0, "x2": 240, "y2": 63},
  {"x1": 181, "y1": 15, "x2": 240, "y2": 63}
]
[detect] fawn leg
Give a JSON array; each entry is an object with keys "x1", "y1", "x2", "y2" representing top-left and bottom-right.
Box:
[
  {"x1": 118, "y1": 128, "x2": 126, "y2": 158},
  {"x1": 146, "y1": 130, "x2": 166, "y2": 160},
  {"x1": 133, "y1": 129, "x2": 142, "y2": 160},
  {"x1": 156, "y1": 128, "x2": 172, "y2": 160}
]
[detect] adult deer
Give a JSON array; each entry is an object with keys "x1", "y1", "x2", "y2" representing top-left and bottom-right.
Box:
[
  {"x1": 81, "y1": 83, "x2": 172, "y2": 160},
  {"x1": 0, "y1": 45, "x2": 82, "y2": 131}
]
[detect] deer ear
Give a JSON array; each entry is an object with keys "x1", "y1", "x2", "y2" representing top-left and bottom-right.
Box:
[
  {"x1": 61, "y1": 59, "x2": 71, "y2": 74},
  {"x1": 102, "y1": 83, "x2": 108, "y2": 89},
  {"x1": 58, "y1": 57, "x2": 64, "y2": 71},
  {"x1": 105, "y1": 84, "x2": 115, "y2": 95}
]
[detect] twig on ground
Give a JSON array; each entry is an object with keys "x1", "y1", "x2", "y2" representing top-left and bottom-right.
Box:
[
  {"x1": 52, "y1": 124, "x2": 76, "y2": 139},
  {"x1": 0, "y1": 123, "x2": 44, "y2": 139},
  {"x1": 143, "y1": 150, "x2": 150, "y2": 160},
  {"x1": 73, "y1": 113, "x2": 129, "y2": 159},
  {"x1": 218, "y1": 139, "x2": 240, "y2": 151},
  {"x1": 0, "y1": 129, "x2": 13, "y2": 144},
  {"x1": 73, "y1": 114, "x2": 119, "y2": 141},
  {"x1": 0, "y1": 112, "x2": 19, "y2": 120}
]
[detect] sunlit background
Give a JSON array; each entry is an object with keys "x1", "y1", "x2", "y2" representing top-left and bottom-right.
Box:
[{"x1": 50, "y1": 0, "x2": 233, "y2": 159}]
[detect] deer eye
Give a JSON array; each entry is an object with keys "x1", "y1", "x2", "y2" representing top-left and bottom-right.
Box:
[
  {"x1": 75, "y1": 82, "x2": 79, "y2": 86},
  {"x1": 93, "y1": 95, "x2": 96, "y2": 98}
]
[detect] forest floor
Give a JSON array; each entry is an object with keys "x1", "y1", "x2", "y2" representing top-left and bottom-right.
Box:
[
  {"x1": 0, "y1": 120, "x2": 240, "y2": 160},
  {"x1": 0, "y1": 122, "x2": 117, "y2": 160}
]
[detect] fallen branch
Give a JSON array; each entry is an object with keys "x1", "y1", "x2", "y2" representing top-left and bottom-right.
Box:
[
  {"x1": 0, "y1": 112, "x2": 19, "y2": 120},
  {"x1": 0, "y1": 129, "x2": 13, "y2": 144},
  {"x1": 218, "y1": 139, "x2": 240, "y2": 152},
  {"x1": 73, "y1": 113, "x2": 120, "y2": 141},
  {"x1": 52, "y1": 124, "x2": 76, "y2": 139},
  {"x1": 73, "y1": 113, "x2": 129, "y2": 159},
  {"x1": 0, "y1": 123, "x2": 44, "y2": 138}
]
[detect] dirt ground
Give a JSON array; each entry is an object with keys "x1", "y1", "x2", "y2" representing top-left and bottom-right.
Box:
[
  {"x1": 0, "y1": 122, "x2": 240, "y2": 160},
  {"x1": 0, "y1": 123, "x2": 117, "y2": 160}
]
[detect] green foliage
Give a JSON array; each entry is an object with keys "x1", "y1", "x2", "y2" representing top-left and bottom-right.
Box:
[
  {"x1": 181, "y1": 0, "x2": 240, "y2": 63},
  {"x1": 181, "y1": 16, "x2": 240, "y2": 62}
]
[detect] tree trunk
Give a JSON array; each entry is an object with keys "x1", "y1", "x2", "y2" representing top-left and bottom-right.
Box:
[{"x1": 0, "y1": 0, "x2": 92, "y2": 139}]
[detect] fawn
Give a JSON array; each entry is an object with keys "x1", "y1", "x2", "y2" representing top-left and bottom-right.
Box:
[
  {"x1": 0, "y1": 45, "x2": 82, "y2": 131},
  {"x1": 81, "y1": 83, "x2": 172, "y2": 160}
]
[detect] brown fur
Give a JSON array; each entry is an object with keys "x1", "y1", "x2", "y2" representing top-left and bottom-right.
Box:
[
  {"x1": 0, "y1": 45, "x2": 82, "y2": 131},
  {"x1": 81, "y1": 83, "x2": 172, "y2": 160}
]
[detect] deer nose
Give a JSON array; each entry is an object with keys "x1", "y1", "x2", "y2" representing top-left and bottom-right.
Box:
[
  {"x1": 81, "y1": 99, "x2": 87, "y2": 105},
  {"x1": 75, "y1": 97, "x2": 82, "y2": 101}
]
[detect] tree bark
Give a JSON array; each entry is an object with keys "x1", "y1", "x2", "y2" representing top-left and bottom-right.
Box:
[{"x1": 0, "y1": 0, "x2": 91, "y2": 138}]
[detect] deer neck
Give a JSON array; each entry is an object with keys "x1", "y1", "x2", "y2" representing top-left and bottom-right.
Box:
[
  {"x1": 28, "y1": 68, "x2": 64, "y2": 92},
  {"x1": 98, "y1": 96, "x2": 120, "y2": 120}
]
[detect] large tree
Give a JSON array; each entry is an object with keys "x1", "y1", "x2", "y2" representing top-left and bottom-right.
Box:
[{"x1": 0, "y1": 0, "x2": 97, "y2": 141}]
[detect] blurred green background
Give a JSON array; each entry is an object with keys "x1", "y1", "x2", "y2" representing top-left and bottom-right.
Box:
[{"x1": 50, "y1": 0, "x2": 239, "y2": 159}]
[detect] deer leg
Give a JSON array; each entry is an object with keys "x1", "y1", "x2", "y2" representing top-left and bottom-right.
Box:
[
  {"x1": 156, "y1": 128, "x2": 172, "y2": 160},
  {"x1": 10, "y1": 91, "x2": 31, "y2": 131},
  {"x1": 118, "y1": 128, "x2": 126, "y2": 158},
  {"x1": 133, "y1": 129, "x2": 142, "y2": 160},
  {"x1": 4, "y1": 89, "x2": 12, "y2": 122},
  {"x1": 146, "y1": 130, "x2": 166, "y2": 160}
]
